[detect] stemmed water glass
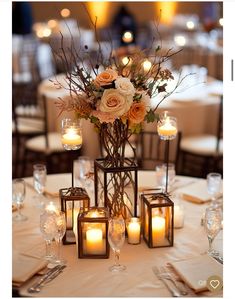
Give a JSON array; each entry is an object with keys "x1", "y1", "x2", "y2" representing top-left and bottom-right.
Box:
[
  {"x1": 54, "y1": 211, "x2": 66, "y2": 265},
  {"x1": 204, "y1": 206, "x2": 222, "y2": 257},
  {"x1": 12, "y1": 178, "x2": 28, "y2": 222},
  {"x1": 207, "y1": 172, "x2": 222, "y2": 206},
  {"x1": 108, "y1": 217, "x2": 126, "y2": 272},
  {"x1": 33, "y1": 164, "x2": 47, "y2": 207}
]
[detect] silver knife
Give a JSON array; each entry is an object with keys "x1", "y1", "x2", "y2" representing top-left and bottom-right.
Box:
[
  {"x1": 27, "y1": 265, "x2": 63, "y2": 293},
  {"x1": 152, "y1": 266, "x2": 181, "y2": 297}
]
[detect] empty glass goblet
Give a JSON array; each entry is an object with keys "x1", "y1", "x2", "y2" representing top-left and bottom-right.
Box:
[
  {"x1": 204, "y1": 206, "x2": 222, "y2": 257},
  {"x1": 33, "y1": 164, "x2": 47, "y2": 207},
  {"x1": 108, "y1": 216, "x2": 126, "y2": 272},
  {"x1": 207, "y1": 172, "x2": 222, "y2": 205},
  {"x1": 12, "y1": 178, "x2": 28, "y2": 222}
]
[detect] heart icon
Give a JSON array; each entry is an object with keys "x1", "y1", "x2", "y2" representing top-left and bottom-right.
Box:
[{"x1": 210, "y1": 280, "x2": 220, "y2": 289}]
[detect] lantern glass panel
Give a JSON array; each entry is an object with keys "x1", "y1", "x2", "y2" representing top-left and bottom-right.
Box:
[{"x1": 94, "y1": 158, "x2": 138, "y2": 218}]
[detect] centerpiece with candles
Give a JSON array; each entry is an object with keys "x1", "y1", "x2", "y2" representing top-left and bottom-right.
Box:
[{"x1": 54, "y1": 9, "x2": 184, "y2": 219}]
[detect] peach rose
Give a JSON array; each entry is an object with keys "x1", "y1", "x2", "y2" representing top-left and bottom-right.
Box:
[
  {"x1": 92, "y1": 110, "x2": 116, "y2": 124},
  {"x1": 94, "y1": 69, "x2": 118, "y2": 87},
  {"x1": 99, "y1": 89, "x2": 133, "y2": 117},
  {"x1": 128, "y1": 101, "x2": 146, "y2": 124}
]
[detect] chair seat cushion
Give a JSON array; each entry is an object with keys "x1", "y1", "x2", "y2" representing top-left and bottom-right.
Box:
[
  {"x1": 12, "y1": 118, "x2": 44, "y2": 134},
  {"x1": 180, "y1": 134, "x2": 223, "y2": 156},
  {"x1": 25, "y1": 132, "x2": 66, "y2": 154}
]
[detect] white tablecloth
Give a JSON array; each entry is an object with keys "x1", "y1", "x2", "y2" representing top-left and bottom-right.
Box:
[
  {"x1": 38, "y1": 73, "x2": 222, "y2": 160},
  {"x1": 13, "y1": 172, "x2": 223, "y2": 297}
]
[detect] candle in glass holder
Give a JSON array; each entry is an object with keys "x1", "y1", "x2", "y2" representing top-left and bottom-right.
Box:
[
  {"x1": 174, "y1": 205, "x2": 184, "y2": 228},
  {"x1": 157, "y1": 117, "x2": 177, "y2": 137},
  {"x1": 61, "y1": 128, "x2": 82, "y2": 146},
  {"x1": 152, "y1": 215, "x2": 165, "y2": 246},
  {"x1": 127, "y1": 217, "x2": 141, "y2": 244}
]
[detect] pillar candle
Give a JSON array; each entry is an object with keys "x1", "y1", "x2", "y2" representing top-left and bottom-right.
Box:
[
  {"x1": 127, "y1": 218, "x2": 141, "y2": 244},
  {"x1": 152, "y1": 215, "x2": 166, "y2": 246},
  {"x1": 86, "y1": 228, "x2": 104, "y2": 254}
]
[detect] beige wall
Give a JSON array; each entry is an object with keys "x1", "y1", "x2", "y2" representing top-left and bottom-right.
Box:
[{"x1": 30, "y1": 2, "x2": 222, "y2": 28}]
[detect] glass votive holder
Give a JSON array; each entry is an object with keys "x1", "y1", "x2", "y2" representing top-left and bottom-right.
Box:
[
  {"x1": 126, "y1": 217, "x2": 141, "y2": 245},
  {"x1": 172, "y1": 193, "x2": 185, "y2": 229},
  {"x1": 61, "y1": 118, "x2": 82, "y2": 150},
  {"x1": 157, "y1": 112, "x2": 177, "y2": 140}
]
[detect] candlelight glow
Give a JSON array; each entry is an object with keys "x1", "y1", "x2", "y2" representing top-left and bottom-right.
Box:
[
  {"x1": 48, "y1": 19, "x2": 58, "y2": 29},
  {"x1": 156, "y1": 2, "x2": 176, "y2": 25},
  {"x1": 87, "y1": 2, "x2": 109, "y2": 28},
  {"x1": 186, "y1": 21, "x2": 195, "y2": 30},
  {"x1": 61, "y1": 8, "x2": 71, "y2": 18},
  {"x1": 174, "y1": 35, "x2": 186, "y2": 46},
  {"x1": 122, "y1": 31, "x2": 133, "y2": 43},
  {"x1": 142, "y1": 59, "x2": 152, "y2": 72},
  {"x1": 122, "y1": 56, "x2": 133, "y2": 66}
]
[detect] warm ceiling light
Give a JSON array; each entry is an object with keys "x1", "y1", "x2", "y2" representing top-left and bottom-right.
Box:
[
  {"x1": 186, "y1": 21, "x2": 195, "y2": 30},
  {"x1": 122, "y1": 31, "x2": 133, "y2": 43},
  {"x1": 174, "y1": 35, "x2": 186, "y2": 46},
  {"x1": 48, "y1": 19, "x2": 58, "y2": 28},
  {"x1": 61, "y1": 8, "x2": 71, "y2": 18},
  {"x1": 219, "y1": 18, "x2": 223, "y2": 26}
]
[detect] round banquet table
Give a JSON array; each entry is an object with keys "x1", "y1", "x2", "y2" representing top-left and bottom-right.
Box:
[
  {"x1": 13, "y1": 171, "x2": 223, "y2": 297},
  {"x1": 38, "y1": 73, "x2": 223, "y2": 160}
]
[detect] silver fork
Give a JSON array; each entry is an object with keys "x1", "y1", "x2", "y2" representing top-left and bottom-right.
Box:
[
  {"x1": 152, "y1": 266, "x2": 181, "y2": 297},
  {"x1": 159, "y1": 267, "x2": 188, "y2": 296}
]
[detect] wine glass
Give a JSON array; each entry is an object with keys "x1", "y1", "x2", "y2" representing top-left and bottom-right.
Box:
[
  {"x1": 74, "y1": 156, "x2": 93, "y2": 187},
  {"x1": 207, "y1": 172, "x2": 222, "y2": 205},
  {"x1": 54, "y1": 211, "x2": 66, "y2": 265},
  {"x1": 12, "y1": 178, "x2": 28, "y2": 222},
  {"x1": 33, "y1": 164, "x2": 47, "y2": 207},
  {"x1": 108, "y1": 217, "x2": 126, "y2": 272},
  {"x1": 204, "y1": 206, "x2": 222, "y2": 257},
  {"x1": 40, "y1": 210, "x2": 57, "y2": 261}
]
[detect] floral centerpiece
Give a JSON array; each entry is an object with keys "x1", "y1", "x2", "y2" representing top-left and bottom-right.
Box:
[{"x1": 54, "y1": 16, "x2": 183, "y2": 217}]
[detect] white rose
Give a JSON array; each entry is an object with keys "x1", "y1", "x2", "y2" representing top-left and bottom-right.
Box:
[
  {"x1": 115, "y1": 77, "x2": 135, "y2": 97},
  {"x1": 99, "y1": 89, "x2": 133, "y2": 117}
]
